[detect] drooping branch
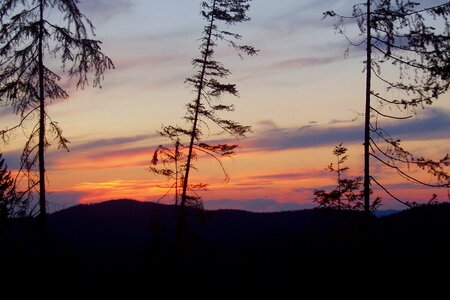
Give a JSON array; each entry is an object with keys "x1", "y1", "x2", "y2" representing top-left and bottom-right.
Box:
[
  {"x1": 370, "y1": 152, "x2": 449, "y2": 188},
  {"x1": 370, "y1": 105, "x2": 412, "y2": 120},
  {"x1": 0, "y1": 0, "x2": 113, "y2": 219},
  {"x1": 370, "y1": 176, "x2": 413, "y2": 207},
  {"x1": 325, "y1": 1, "x2": 450, "y2": 209}
]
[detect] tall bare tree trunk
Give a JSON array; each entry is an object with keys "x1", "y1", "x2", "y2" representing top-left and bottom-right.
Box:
[
  {"x1": 38, "y1": 0, "x2": 46, "y2": 226},
  {"x1": 363, "y1": 0, "x2": 372, "y2": 215},
  {"x1": 175, "y1": 141, "x2": 179, "y2": 206}
]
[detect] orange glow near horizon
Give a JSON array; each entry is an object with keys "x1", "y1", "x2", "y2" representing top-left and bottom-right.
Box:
[
  {"x1": 7, "y1": 132, "x2": 448, "y2": 212},
  {"x1": 72, "y1": 180, "x2": 165, "y2": 203},
  {"x1": 43, "y1": 140, "x2": 449, "y2": 211},
  {"x1": 53, "y1": 177, "x2": 448, "y2": 211}
]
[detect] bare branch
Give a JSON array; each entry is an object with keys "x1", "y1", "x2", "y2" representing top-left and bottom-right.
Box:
[
  {"x1": 370, "y1": 106, "x2": 412, "y2": 120},
  {"x1": 370, "y1": 176, "x2": 412, "y2": 208}
]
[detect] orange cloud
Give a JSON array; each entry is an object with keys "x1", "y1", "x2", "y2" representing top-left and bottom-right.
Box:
[{"x1": 51, "y1": 146, "x2": 152, "y2": 171}]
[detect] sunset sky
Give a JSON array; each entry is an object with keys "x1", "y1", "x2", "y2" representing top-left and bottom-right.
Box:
[{"x1": 1, "y1": 0, "x2": 449, "y2": 212}]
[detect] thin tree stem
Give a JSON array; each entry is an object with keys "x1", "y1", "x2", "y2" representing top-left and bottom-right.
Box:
[
  {"x1": 38, "y1": 0, "x2": 46, "y2": 226},
  {"x1": 337, "y1": 153, "x2": 342, "y2": 211},
  {"x1": 364, "y1": 0, "x2": 372, "y2": 215},
  {"x1": 175, "y1": 140, "x2": 179, "y2": 206}
]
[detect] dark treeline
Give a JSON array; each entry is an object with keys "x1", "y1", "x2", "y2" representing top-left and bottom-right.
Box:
[{"x1": 2, "y1": 199, "x2": 450, "y2": 286}]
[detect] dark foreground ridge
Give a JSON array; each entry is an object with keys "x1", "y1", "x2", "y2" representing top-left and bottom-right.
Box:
[{"x1": 2, "y1": 199, "x2": 450, "y2": 285}]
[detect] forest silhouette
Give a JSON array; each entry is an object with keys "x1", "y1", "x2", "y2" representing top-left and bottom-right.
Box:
[{"x1": 0, "y1": 0, "x2": 449, "y2": 285}]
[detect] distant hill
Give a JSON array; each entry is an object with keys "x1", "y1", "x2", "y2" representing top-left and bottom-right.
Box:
[
  {"x1": 375, "y1": 209, "x2": 400, "y2": 217},
  {"x1": 2, "y1": 199, "x2": 450, "y2": 285}
]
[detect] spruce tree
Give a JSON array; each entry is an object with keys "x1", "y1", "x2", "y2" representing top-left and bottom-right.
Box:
[
  {"x1": 313, "y1": 144, "x2": 381, "y2": 212},
  {"x1": 0, "y1": 0, "x2": 113, "y2": 225},
  {"x1": 0, "y1": 152, "x2": 25, "y2": 221},
  {"x1": 152, "y1": 0, "x2": 257, "y2": 210}
]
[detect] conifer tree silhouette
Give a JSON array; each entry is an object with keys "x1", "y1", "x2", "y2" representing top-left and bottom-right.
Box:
[
  {"x1": 0, "y1": 152, "x2": 26, "y2": 221},
  {"x1": 324, "y1": 1, "x2": 450, "y2": 213},
  {"x1": 313, "y1": 144, "x2": 381, "y2": 212},
  {"x1": 152, "y1": 0, "x2": 257, "y2": 211},
  {"x1": 0, "y1": 0, "x2": 113, "y2": 226}
]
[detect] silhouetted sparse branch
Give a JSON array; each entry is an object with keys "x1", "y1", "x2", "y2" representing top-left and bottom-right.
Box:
[
  {"x1": 370, "y1": 176, "x2": 412, "y2": 207},
  {"x1": 326, "y1": 0, "x2": 450, "y2": 211},
  {"x1": 370, "y1": 106, "x2": 412, "y2": 120},
  {"x1": 370, "y1": 153, "x2": 448, "y2": 188}
]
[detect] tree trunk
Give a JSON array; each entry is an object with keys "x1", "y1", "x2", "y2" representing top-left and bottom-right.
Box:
[
  {"x1": 337, "y1": 158, "x2": 341, "y2": 212},
  {"x1": 363, "y1": 0, "x2": 372, "y2": 215},
  {"x1": 180, "y1": 0, "x2": 217, "y2": 208},
  {"x1": 176, "y1": 0, "x2": 217, "y2": 251},
  {"x1": 38, "y1": 0, "x2": 47, "y2": 226},
  {"x1": 175, "y1": 140, "x2": 179, "y2": 206}
]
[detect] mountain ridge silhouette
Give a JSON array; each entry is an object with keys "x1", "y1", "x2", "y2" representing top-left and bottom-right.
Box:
[{"x1": 2, "y1": 199, "x2": 450, "y2": 285}]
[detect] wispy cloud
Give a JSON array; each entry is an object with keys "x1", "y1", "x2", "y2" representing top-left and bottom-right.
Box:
[
  {"x1": 381, "y1": 108, "x2": 450, "y2": 140},
  {"x1": 238, "y1": 55, "x2": 341, "y2": 81},
  {"x1": 249, "y1": 171, "x2": 325, "y2": 182},
  {"x1": 255, "y1": 120, "x2": 279, "y2": 129},
  {"x1": 245, "y1": 108, "x2": 450, "y2": 152},
  {"x1": 71, "y1": 134, "x2": 158, "y2": 152},
  {"x1": 244, "y1": 123, "x2": 361, "y2": 151},
  {"x1": 50, "y1": 146, "x2": 152, "y2": 170},
  {"x1": 261, "y1": 0, "x2": 352, "y2": 35},
  {"x1": 272, "y1": 57, "x2": 340, "y2": 71},
  {"x1": 79, "y1": 0, "x2": 134, "y2": 22},
  {"x1": 87, "y1": 145, "x2": 151, "y2": 161},
  {"x1": 46, "y1": 133, "x2": 161, "y2": 170}
]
